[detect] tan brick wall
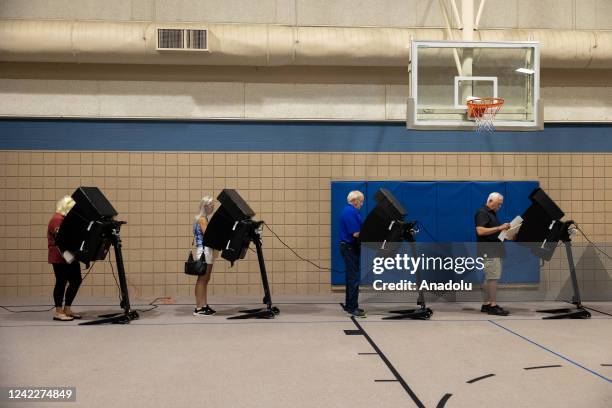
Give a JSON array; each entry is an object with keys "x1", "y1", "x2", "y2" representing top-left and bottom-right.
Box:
[{"x1": 1, "y1": 151, "x2": 611, "y2": 299}]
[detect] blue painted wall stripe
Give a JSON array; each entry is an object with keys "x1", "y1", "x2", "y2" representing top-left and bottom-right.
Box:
[{"x1": 1, "y1": 119, "x2": 611, "y2": 153}]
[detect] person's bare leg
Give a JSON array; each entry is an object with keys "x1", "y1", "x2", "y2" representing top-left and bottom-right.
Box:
[
  {"x1": 488, "y1": 280, "x2": 498, "y2": 307},
  {"x1": 482, "y1": 281, "x2": 490, "y2": 306},
  {"x1": 202, "y1": 264, "x2": 213, "y2": 306},
  {"x1": 195, "y1": 275, "x2": 206, "y2": 309}
]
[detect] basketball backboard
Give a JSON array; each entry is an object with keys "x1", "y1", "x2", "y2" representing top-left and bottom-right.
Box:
[{"x1": 407, "y1": 40, "x2": 542, "y2": 131}]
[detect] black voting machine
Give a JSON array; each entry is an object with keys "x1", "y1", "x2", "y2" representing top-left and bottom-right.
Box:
[
  {"x1": 56, "y1": 187, "x2": 139, "y2": 325},
  {"x1": 203, "y1": 189, "x2": 279, "y2": 319},
  {"x1": 516, "y1": 188, "x2": 591, "y2": 319},
  {"x1": 52, "y1": 186, "x2": 589, "y2": 322},
  {"x1": 360, "y1": 188, "x2": 433, "y2": 320}
]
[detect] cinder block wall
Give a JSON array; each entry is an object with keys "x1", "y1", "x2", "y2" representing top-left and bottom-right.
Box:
[{"x1": 1, "y1": 150, "x2": 611, "y2": 299}]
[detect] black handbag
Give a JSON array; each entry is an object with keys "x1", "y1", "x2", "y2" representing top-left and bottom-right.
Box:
[{"x1": 184, "y1": 241, "x2": 207, "y2": 276}]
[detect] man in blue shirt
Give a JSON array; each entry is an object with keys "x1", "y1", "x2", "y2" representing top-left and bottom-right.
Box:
[{"x1": 339, "y1": 190, "x2": 366, "y2": 317}]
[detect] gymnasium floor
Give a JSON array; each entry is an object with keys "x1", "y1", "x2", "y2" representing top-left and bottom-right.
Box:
[{"x1": 1, "y1": 295, "x2": 611, "y2": 408}]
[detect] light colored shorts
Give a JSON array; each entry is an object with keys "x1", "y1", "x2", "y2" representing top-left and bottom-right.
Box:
[
  {"x1": 482, "y1": 257, "x2": 502, "y2": 280},
  {"x1": 196, "y1": 246, "x2": 215, "y2": 265}
]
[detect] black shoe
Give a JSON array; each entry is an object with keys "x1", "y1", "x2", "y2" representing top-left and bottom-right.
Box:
[
  {"x1": 350, "y1": 309, "x2": 367, "y2": 318},
  {"x1": 487, "y1": 305, "x2": 509, "y2": 316},
  {"x1": 193, "y1": 306, "x2": 215, "y2": 316},
  {"x1": 481, "y1": 304, "x2": 491, "y2": 313},
  {"x1": 204, "y1": 305, "x2": 217, "y2": 315},
  {"x1": 345, "y1": 306, "x2": 364, "y2": 315}
]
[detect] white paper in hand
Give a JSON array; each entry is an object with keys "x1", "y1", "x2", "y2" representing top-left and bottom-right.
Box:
[{"x1": 499, "y1": 215, "x2": 523, "y2": 241}]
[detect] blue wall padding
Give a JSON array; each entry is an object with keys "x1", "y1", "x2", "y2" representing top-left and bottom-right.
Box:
[
  {"x1": 436, "y1": 182, "x2": 473, "y2": 242},
  {"x1": 331, "y1": 181, "x2": 540, "y2": 285}
]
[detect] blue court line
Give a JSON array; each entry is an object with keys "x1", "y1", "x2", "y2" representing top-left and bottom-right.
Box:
[{"x1": 489, "y1": 320, "x2": 612, "y2": 384}]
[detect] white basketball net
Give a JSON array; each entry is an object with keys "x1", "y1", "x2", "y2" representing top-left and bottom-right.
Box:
[{"x1": 467, "y1": 98, "x2": 504, "y2": 133}]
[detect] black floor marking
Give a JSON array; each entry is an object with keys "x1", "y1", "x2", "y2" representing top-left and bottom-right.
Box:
[
  {"x1": 358, "y1": 352, "x2": 378, "y2": 355},
  {"x1": 374, "y1": 379, "x2": 399, "y2": 382},
  {"x1": 350, "y1": 316, "x2": 425, "y2": 408},
  {"x1": 466, "y1": 373, "x2": 495, "y2": 384},
  {"x1": 344, "y1": 329, "x2": 363, "y2": 335},
  {"x1": 436, "y1": 393, "x2": 452, "y2": 408},
  {"x1": 524, "y1": 364, "x2": 562, "y2": 370}
]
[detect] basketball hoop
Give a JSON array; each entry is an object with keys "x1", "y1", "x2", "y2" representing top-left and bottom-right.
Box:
[{"x1": 467, "y1": 97, "x2": 504, "y2": 132}]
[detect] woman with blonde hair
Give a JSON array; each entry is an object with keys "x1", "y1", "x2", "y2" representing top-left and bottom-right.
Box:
[
  {"x1": 192, "y1": 196, "x2": 217, "y2": 316},
  {"x1": 47, "y1": 195, "x2": 82, "y2": 321}
]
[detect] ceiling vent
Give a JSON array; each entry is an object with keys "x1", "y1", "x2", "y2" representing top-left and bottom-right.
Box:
[{"x1": 157, "y1": 28, "x2": 208, "y2": 51}]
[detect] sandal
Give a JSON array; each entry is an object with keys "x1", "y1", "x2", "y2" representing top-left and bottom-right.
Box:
[
  {"x1": 66, "y1": 313, "x2": 82, "y2": 319},
  {"x1": 53, "y1": 314, "x2": 74, "y2": 321}
]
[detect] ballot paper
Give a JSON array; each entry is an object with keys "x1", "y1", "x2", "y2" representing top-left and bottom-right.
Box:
[{"x1": 499, "y1": 215, "x2": 523, "y2": 241}]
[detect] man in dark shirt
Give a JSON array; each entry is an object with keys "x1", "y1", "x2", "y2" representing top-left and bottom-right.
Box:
[
  {"x1": 339, "y1": 190, "x2": 366, "y2": 317},
  {"x1": 475, "y1": 192, "x2": 511, "y2": 316}
]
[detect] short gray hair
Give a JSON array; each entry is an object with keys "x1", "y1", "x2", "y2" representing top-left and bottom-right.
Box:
[
  {"x1": 487, "y1": 192, "x2": 503, "y2": 203},
  {"x1": 347, "y1": 190, "x2": 364, "y2": 203}
]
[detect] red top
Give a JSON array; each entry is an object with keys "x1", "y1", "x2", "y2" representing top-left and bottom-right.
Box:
[{"x1": 47, "y1": 212, "x2": 65, "y2": 264}]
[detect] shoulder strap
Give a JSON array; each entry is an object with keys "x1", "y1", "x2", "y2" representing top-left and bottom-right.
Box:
[{"x1": 191, "y1": 219, "x2": 196, "y2": 247}]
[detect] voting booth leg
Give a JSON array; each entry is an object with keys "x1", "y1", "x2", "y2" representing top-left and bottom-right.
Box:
[
  {"x1": 537, "y1": 240, "x2": 591, "y2": 320},
  {"x1": 80, "y1": 225, "x2": 139, "y2": 325},
  {"x1": 228, "y1": 227, "x2": 280, "y2": 320},
  {"x1": 383, "y1": 241, "x2": 433, "y2": 320}
]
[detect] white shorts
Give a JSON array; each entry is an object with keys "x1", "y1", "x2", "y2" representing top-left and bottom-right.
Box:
[{"x1": 196, "y1": 246, "x2": 215, "y2": 265}]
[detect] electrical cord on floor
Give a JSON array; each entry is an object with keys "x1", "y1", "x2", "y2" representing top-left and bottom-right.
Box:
[
  {"x1": 1, "y1": 302, "x2": 160, "y2": 314},
  {"x1": 1, "y1": 266, "x2": 161, "y2": 314},
  {"x1": 135, "y1": 304, "x2": 159, "y2": 313},
  {"x1": 147, "y1": 298, "x2": 167, "y2": 305},
  {"x1": 106, "y1": 252, "x2": 158, "y2": 313},
  {"x1": 0, "y1": 305, "x2": 55, "y2": 313},
  {"x1": 0, "y1": 261, "x2": 98, "y2": 313},
  {"x1": 132, "y1": 297, "x2": 171, "y2": 312}
]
